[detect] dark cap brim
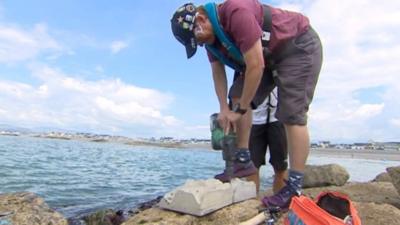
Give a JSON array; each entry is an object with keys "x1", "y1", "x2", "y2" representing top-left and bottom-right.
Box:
[{"x1": 185, "y1": 43, "x2": 197, "y2": 59}]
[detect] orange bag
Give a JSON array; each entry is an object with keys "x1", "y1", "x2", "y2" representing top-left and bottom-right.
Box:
[{"x1": 284, "y1": 192, "x2": 362, "y2": 225}]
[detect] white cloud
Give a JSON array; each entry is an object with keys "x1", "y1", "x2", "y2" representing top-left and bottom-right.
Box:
[
  {"x1": 110, "y1": 40, "x2": 128, "y2": 54},
  {"x1": 286, "y1": 0, "x2": 400, "y2": 142},
  {"x1": 391, "y1": 119, "x2": 400, "y2": 127},
  {"x1": 0, "y1": 23, "x2": 64, "y2": 63},
  {"x1": 342, "y1": 104, "x2": 385, "y2": 121},
  {"x1": 0, "y1": 64, "x2": 183, "y2": 137},
  {"x1": 0, "y1": 0, "x2": 398, "y2": 141}
]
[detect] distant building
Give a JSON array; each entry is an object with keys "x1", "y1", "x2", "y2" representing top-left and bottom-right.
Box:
[
  {"x1": 0, "y1": 131, "x2": 20, "y2": 136},
  {"x1": 310, "y1": 143, "x2": 318, "y2": 149},
  {"x1": 319, "y1": 141, "x2": 332, "y2": 148},
  {"x1": 381, "y1": 142, "x2": 400, "y2": 151},
  {"x1": 351, "y1": 143, "x2": 369, "y2": 150}
]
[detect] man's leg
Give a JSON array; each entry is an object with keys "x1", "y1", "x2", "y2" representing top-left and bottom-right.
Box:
[
  {"x1": 285, "y1": 124, "x2": 309, "y2": 172},
  {"x1": 231, "y1": 97, "x2": 252, "y2": 149},
  {"x1": 231, "y1": 97, "x2": 258, "y2": 184},
  {"x1": 253, "y1": 169, "x2": 261, "y2": 193},
  {"x1": 214, "y1": 89, "x2": 257, "y2": 182},
  {"x1": 272, "y1": 169, "x2": 287, "y2": 194},
  {"x1": 215, "y1": 71, "x2": 274, "y2": 183},
  {"x1": 262, "y1": 27, "x2": 323, "y2": 209},
  {"x1": 268, "y1": 121, "x2": 289, "y2": 193},
  {"x1": 249, "y1": 124, "x2": 269, "y2": 193}
]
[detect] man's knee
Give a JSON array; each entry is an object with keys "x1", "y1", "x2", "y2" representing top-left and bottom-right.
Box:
[{"x1": 271, "y1": 160, "x2": 288, "y2": 172}]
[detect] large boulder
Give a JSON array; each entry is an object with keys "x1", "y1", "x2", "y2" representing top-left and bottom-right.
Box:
[
  {"x1": 302, "y1": 182, "x2": 400, "y2": 208},
  {"x1": 355, "y1": 202, "x2": 400, "y2": 225},
  {"x1": 0, "y1": 192, "x2": 68, "y2": 225},
  {"x1": 372, "y1": 172, "x2": 392, "y2": 182},
  {"x1": 387, "y1": 166, "x2": 400, "y2": 195},
  {"x1": 303, "y1": 164, "x2": 349, "y2": 188},
  {"x1": 275, "y1": 202, "x2": 400, "y2": 225},
  {"x1": 273, "y1": 202, "x2": 400, "y2": 225}
]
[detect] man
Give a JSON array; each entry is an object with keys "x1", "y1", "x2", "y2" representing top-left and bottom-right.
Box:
[
  {"x1": 171, "y1": 0, "x2": 323, "y2": 209},
  {"x1": 248, "y1": 87, "x2": 288, "y2": 193}
]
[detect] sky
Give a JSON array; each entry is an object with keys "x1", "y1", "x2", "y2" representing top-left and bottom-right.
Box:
[{"x1": 0, "y1": 0, "x2": 399, "y2": 143}]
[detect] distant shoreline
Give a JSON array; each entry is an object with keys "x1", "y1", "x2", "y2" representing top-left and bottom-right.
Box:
[
  {"x1": 184, "y1": 143, "x2": 400, "y2": 161},
  {"x1": 1, "y1": 134, "x2": 400, "y2": 161}
]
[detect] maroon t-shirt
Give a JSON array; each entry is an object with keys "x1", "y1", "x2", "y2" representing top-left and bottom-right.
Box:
[{"x1": 207, "y1": 0, "x2": 310, "y2": 63}]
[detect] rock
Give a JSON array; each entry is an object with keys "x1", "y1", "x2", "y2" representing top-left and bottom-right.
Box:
[
  {"x1": 129, "y1": 196, "x2": 162, "y2": 215},
  {"x1": 123, "y1": 177, "x2": 400, "y2": 225},
  {"x1": 301, "y1": 182, "x2": 400, "y2": 208},
  {"x1": 158, "y1": 179, "x2": 256, "y2": 216},
  {"x1": 83, "y1": 209, "x2": 114, "y2": 225},
  {"x1": 355, "y1": 202, "x2": 400, "y2": 225},
  {"x1": 372, "y1": 172, "x2": 392, "y2": 182},
  {"x1": 83, "y1": 209, "x2": 126, "y2": 225},
  {"x1": 303, "y1": 164, "x2": 349, "y2": 188},
  {"x1": 271, "y1": 202, "x2": 400, "y2": 225},
  {"x1": 123, "y1": 198, "x2": 261, "y2": 225},
  {"x1": 0, "y1": 192, "x2": 68, "y2": 225},
  {"x1": 387, "y1": 166, "x2": 400, "y2": 195},
  {"x1": 231, "y1": 178, "x2": 257, "y2": 203},
  {"x1": 159, "y1": 179, "x2": 233, "y2": 216}
]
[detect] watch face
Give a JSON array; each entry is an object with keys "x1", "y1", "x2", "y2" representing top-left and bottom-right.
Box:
[
  {"x1": 233, "y1": 103, "x2": 240, "y2": 112},
  {"x1": 233, "y1": 103, "x2": 246, "y2": 115}
]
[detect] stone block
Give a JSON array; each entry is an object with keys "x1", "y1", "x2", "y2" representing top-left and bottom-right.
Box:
[
  {"x1": 231, "y1": 178, "x2": 257, "y2": 203},
  {"x1": 159, "y1": 178, "x2": 256, "y2": 216}
]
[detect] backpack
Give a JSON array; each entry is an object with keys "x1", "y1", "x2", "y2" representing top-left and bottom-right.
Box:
[{"x1": 285, "y1": 192, "x2": 362, "y2": 225}]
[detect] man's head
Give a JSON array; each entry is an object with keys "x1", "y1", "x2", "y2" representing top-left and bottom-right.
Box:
[{"x1": 171, "y1": 3, "x2": 214, "y2": 58}]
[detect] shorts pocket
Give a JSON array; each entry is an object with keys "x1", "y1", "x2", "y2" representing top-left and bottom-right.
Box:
[{"x1": 292, "y1": 32, "x2": 318, "y2": 55}]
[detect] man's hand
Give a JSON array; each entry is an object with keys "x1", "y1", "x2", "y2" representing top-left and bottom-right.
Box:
[
  {"x1": 217, "y1": 109, "x2": 229, "y2": 133},
  {"x1": 224, "y1": 111, "x2": 241, "y2": 135}
]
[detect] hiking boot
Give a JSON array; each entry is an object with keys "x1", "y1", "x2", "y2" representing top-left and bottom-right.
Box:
[
  {"x1": 214, "y1": 161, "x2": 257, "y2": 182},
  {"x1": 262, "y1": 182, "x2": 300, "y2": 210}
]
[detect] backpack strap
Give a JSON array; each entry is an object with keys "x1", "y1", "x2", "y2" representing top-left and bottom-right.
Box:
[
  {"x1": 204, "y1": 2, "x2": 274, "y2": 72},
  {"x1": 261, "y1": 5, "x2": 272, "y2": 47},
  {"x1": 204, "y1": 2, "x2": 246, "y2": 72},
  {"x1": 266, "y1": 93, "x2": 271, "y2": 124}
]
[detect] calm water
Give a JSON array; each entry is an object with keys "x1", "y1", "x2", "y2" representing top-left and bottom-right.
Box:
[{"x1": 0, "y1": 135, "x2": 398, "y2": 219}]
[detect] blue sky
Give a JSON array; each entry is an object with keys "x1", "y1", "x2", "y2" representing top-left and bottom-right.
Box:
[{"x1": 0, "y1": 0, "x2": 399, "y2": 142}]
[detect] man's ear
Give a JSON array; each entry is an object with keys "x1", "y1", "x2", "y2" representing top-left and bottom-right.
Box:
[{"x1": 196, "y1": 13, "x2": 208, "y2": 24}]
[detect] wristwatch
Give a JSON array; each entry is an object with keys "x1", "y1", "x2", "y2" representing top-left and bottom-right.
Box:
[{"x1": 232, "y1": 103, "x2": 247, "y2": 115}]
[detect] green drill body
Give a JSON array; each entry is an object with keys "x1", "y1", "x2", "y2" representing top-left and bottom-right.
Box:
[{"x1": 210, "y1": 113, "x2": 237, "y2": 180}]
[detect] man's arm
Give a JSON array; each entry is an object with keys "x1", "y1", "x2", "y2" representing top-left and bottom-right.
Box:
[
  {"x1": 239, "y1": 38, "x2": 265, "y2": 109},
  {"x1": 211, "y1": 60, "x2": 229, "y2": 112}
]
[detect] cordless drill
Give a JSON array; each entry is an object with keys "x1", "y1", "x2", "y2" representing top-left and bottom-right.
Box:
[{"x1": 210, "y1": 113, "x2": 237, "y2": 181}]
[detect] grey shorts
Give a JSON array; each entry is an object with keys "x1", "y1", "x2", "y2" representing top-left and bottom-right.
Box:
[{"x1": 229, "y1": 27, "x2": 323, "y2": 125}]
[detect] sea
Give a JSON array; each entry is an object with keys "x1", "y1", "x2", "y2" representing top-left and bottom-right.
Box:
[{"x1": 0, "y1": 135, "x2": 398, "y2": 220}]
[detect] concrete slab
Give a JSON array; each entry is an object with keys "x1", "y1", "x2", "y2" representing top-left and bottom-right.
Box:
[
  {"x1": 158, "y1": 178, "x2": 256, "y2": 216},
  {"x1": 231, "y1": 178, "x2": 257, "y2": 203}
]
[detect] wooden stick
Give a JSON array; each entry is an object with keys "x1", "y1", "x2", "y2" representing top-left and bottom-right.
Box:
[{"x1": 239, "y1": 212, "x2": 267, "y2": 225}]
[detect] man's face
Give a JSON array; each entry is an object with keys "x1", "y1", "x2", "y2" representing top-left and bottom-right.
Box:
[{"x1": 194, "y1": 13, "x2": 214, "y2": 46}]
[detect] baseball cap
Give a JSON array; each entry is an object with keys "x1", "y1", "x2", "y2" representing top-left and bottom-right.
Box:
[{"x1": 171, "y1": 3, "x2": 198, "y2": 58}]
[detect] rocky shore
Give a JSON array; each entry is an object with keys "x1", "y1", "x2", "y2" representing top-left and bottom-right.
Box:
[{"x1": 1, "y1": 165, "x2": 400, "y2": 225}]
